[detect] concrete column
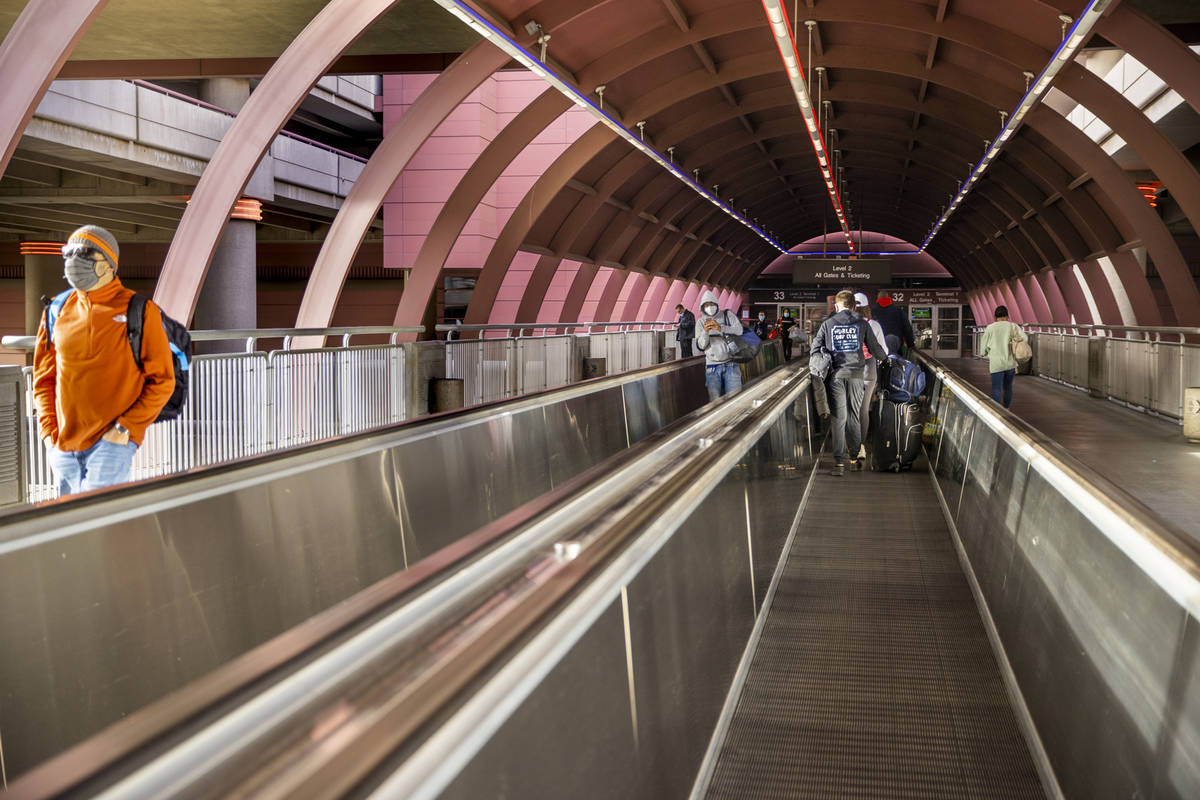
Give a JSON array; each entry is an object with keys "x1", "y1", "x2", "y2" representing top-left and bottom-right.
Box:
[
  {"x1": 200, "y1": 78, "x2": 250, "y2": 113},
  {"x1": 402, "y1": 340, "x2": 446, "y2": 419},
  {"x1": 193, "y1": 216, "x2": 257, "y2": 349},
  {"x1": 21, "y1": 243, "x2": 65, "y2": 335},
  {"x1": 194, "y1": 79, "x2": 256, "y2": 352}
]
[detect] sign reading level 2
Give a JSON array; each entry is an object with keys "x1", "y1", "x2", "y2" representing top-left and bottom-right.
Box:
[{"x1": 793, "y1": 258, "x2": 891, "y2": 285}]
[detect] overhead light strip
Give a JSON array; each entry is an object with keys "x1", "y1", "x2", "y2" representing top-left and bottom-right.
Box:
[
  {"x1": 795, "y1": 250, "x2": 918, "y2": 256},
  {"x1": 759, "y1": 0, "x2": 855, "y2": 253},
  {"x1": 920, "y1": 0, "x2": 1114, "y2": 251},
  {"x1": 432, "y1": 0, "x2": 787, "y2": 254}
]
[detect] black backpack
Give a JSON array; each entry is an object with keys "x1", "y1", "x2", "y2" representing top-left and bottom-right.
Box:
[{"x1": 45, "y1": 290, "x2": 192, "y2": 422}]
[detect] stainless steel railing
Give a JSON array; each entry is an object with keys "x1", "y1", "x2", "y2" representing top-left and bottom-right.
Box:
[
  {"x1": 3, "y1": 321, "x2": 683, "y2": 503},
  {"x1": 967, "y1": 323, "x2": 1200, "y2": 420},
  {"x1": 431, "y1": 321, "x2": 675, "y2": 406}
]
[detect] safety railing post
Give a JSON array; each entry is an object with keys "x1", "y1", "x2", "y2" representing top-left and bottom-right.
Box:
[
  {"x1": 507, "y1": 339, "x2": 520, "y2": 399},
  {"x1": 392, "y1": 344, "x2": 405, "y2": 422}
]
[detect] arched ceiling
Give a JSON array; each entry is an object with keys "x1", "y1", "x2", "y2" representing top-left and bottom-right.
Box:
[{"x1": 446, "y1": 0, "x2": 1200, "y2": 297}]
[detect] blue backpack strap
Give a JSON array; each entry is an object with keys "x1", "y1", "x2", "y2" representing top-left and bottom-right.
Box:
[
  {"x1": 45, "y1": 289, "x2": 73, "y2": 344},
  {"x1": 168, "y1": 339, "x2": 189, "y2": 370}
]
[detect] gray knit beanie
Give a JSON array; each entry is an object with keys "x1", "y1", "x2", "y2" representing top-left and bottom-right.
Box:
[{"x1": 66, "y1": 224, "x2": 119, "y2": 269}]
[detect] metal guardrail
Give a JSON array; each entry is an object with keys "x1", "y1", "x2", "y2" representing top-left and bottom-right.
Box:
[
  {"x1": 2, "y1": 325, "x2": 425, "y2": 354},
  {"x1": 967, "y1": 323, "x2": 1200, "y2": 421},
  {"x1": 915, "y1": 350, "x2": 1200, "y2": 800},
  {"x1": 2, "y1": 321, "x2": 682, "y2": 503}
]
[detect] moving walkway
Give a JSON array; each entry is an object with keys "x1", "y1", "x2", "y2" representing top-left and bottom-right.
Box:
[{"x1": 1, "y1": 350, "x2": 1196, "y2": 800}]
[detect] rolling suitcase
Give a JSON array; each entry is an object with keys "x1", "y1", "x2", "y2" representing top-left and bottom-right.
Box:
[{"x1": 872, "y1": 397, "x2": 922, "y2": 472}]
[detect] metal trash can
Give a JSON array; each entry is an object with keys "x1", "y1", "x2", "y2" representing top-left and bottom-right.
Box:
[
  {"x1": 1185, "y1": 387, "x2": 1200, "y2": 443},
  {"x1": 431, "y1": 378, "x2": 465, "y2": 413},
  {"x1": 583, "y1": 357, "x2": 606, "y2": 379},
  {"x1": 0, "y1": 365, "x2": 27, "y2": 506}
]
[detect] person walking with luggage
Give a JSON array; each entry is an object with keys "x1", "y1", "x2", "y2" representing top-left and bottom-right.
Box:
[
  {"x1": 695, "y1": 290, "x2": 744, "y2": 401},
  {"x1": 979, "y1": 305, "x2": 1027, "y2": 409},
  {"x1": 871, "y1": 290, "x2": 914, "y2": 353},
  {"x1": 812, "y1": 290, "x2": 887, "y2": 476},
  {"x1": 676, "y1": 303, "x2": 696, "y2": 358},
  {"x1": 789, "y1": 321, "x2": 809, "y2": 357},
  {"x1": 33, "y1": 225, "x2": 176, "y2": 496},
  {"x1": 778, "y1": 310, "x2": 796, "y2": 360},
  {"x1": 854, "y1": 292, "x2": 889, "y2": 459}
]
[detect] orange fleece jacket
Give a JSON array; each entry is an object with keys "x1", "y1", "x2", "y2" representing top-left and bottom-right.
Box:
[{"x1": 33, "y1": 279, "x2": 175, "y2": 451}]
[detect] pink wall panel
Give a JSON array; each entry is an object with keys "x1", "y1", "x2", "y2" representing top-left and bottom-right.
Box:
[
  {"x1": 1036, "y1": 270, "x2": 1072, "y2": 322},
  {"x1": 681, "y1": 282, "x2": 701, "y2": 311},
  {"x1": 967, "y1": 292, "x2": 983, "y2": 327},
  {"x1": 489, "y1": 250, "x2": 540, "y2": 324},
  {"x1": 1009, "y1": 278, "x2": 1039, "y2": 323},
  {"x1": 381, "y1": 71, "x2": 591, "y2": 284},
  {"x1": 1075, "y1": 259, "x2": 1124, "y2": 325},
  {"x1": 537, "y1": 259, "x2": 580, "y2": 323},
  {"x1": 1050, "y1": 267, "x2": 1093, "y2": 324},
  {"x1": 659, "y1": 279, "x2": 688, "y2": 320},
  {"x1": 638, "y1": 275, "x2": 669, "y2": 320},
  {"x1": 580, "y1": 266, "x2": 616, "y2": 321},
  {"x1": 1020, "y1": 274, "x2": 1053, "y2": 323},
  {"x1": 615, "y1": 271, "x2": 639, "y2": 310}
]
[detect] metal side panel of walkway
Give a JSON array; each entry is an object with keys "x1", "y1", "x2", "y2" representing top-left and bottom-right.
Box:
[
  {"x1": 705, "y1": 455, "x2": 1045, "y2": 800},
  {"x1": 941, "y1": 358, "x2": 1200, "y2": 541}
]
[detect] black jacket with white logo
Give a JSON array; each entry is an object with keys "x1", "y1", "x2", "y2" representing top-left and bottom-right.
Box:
[{"x1": 812, "y1": 309, "x2": 887, "y2": 372}]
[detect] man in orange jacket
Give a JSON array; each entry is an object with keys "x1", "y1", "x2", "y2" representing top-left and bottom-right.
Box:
[{"x1": 33, "y1": 225, "x2": 175, "y2": 495}]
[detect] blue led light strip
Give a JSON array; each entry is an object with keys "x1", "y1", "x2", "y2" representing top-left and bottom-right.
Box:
[
  {"x1": 432, "y1": 0, "x2": 787, "y2": 254},
  {"x1": 921, "y1": 0, "x2": 1114, "y2": 251}
]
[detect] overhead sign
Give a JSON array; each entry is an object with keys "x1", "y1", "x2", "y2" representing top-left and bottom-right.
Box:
[
  {"x1": 793, "y1": 258, "x2": 891, "y2": 285},
  {"x1": 749, "y1": 288, "x2": 828, "y2": 303},
  {"x1": 887, "y1": 289, "x2": 963, "y2": 305}
]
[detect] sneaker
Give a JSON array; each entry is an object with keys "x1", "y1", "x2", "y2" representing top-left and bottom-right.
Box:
[
  {"x1": 858, "y1": 444, "x2": 867, "y2": 459},
  {"x1": 829, "y1": 463, "x2": 845, "y2": 477},
  {"x1": 850, "y1": 459, "x2": 864, "y2": 472}
]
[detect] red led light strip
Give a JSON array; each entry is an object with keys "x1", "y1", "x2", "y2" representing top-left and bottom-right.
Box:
[{"x1": 760, "y1": 0, "x2": 854, "y2": 252}]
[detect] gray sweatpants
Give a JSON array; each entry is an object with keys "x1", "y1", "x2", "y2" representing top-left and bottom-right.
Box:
[{"x1": 829, "y1": 367, "x2": 865, "y2": 464}]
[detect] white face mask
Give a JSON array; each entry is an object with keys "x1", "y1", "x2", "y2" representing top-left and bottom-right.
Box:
[{"x1": 703, "y1": 304, "x2": 718, "y2": 317}]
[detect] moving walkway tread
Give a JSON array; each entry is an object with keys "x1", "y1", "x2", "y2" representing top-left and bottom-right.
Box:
[{"x1": 705, "y1": 456, "x2": 1045, "y2": 799}]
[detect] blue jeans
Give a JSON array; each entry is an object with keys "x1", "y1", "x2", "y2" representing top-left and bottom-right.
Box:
[
  {"x1": 705, "y1": 361, "x2": 743, "y2": 401},
  {"x1": 990, "y1": 369, "x2": 1015, "y2": 408},
  {"x1": 47, "y1": 438, "x2": 138, "y2": 496}
]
